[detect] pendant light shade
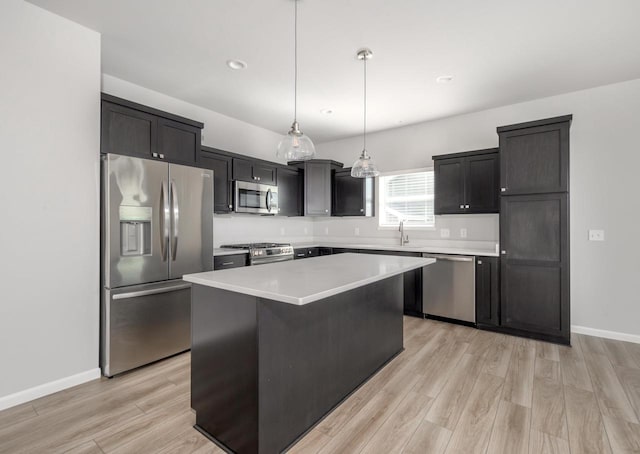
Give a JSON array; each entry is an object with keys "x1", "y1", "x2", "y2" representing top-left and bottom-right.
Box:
[
  {"x1": 277, "y1": 121, "x2": 315, "y2": 161},
  {"x1": 277, "y1": 0, "x2": 315, "y2": 161},
  {"x1": 351, "y1": 48, "x2": 379, "y2": 178}
]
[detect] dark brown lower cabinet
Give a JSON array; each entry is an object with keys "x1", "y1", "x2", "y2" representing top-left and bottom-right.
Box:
[
  {"x1": 356, "y1": 249, "x2": 423, "y2": 317},
  {"x1": 476, "y1": 257, "x2": 500, "y2": 328},
  {"x1": 500, "y1": 193, "x2": 569, "y2": 344}
]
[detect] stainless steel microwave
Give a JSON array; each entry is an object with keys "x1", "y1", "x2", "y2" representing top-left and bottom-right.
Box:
[{"x1": 234, "y1": 181, "x2": 278, "y2": 214}]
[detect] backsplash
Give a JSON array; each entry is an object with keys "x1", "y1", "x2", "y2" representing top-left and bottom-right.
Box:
[
  {"x1": 214, "y1": 213, "x2": 499, "y2": 250},
  {"x1": 213, "y1": 214, "x2": 315, "y2": 246}
]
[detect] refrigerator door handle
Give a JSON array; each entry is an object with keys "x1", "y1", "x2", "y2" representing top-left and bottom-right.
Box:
[
  {"x1": 160, "y1": 181, "x2": 170, "y2": 261},
  {"x1": 112, "y1": 283, "x2": 192, "y2": 300},
  {"x1": 170, "y1": 180, "x2": 179, "y2": 261}
]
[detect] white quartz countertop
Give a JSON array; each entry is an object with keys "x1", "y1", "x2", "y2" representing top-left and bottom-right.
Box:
[
  {"x1": 185, "y1": 253, "x2": 435, "y2": 305},
  {"x1": 213, "y1": 248, "x2": 249, "y2": 256},
  {"x1": 290, "y1": 242, "x2": 499, "y2": 257}
]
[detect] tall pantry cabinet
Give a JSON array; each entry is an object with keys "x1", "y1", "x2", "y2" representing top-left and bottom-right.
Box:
[{"x1": 497, "y1": 115, "x2": 572, "y2": 345}]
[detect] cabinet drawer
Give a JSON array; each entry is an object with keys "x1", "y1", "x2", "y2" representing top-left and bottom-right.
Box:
[{"x1": 213, "y1": 254, "x2": 248, "y2": 270}]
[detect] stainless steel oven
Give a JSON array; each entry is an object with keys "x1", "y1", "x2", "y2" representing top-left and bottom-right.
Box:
[{"x1": 234, "y1": 181, "x2": 278, "y2": 214}]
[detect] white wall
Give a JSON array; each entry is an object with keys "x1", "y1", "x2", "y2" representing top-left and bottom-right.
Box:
[
  {"x1": 0, "y1": 0, "x2": 101, "y2": 405},
  {"x1": 316, "y1": 78, "x2": 640, "y2": 338}
]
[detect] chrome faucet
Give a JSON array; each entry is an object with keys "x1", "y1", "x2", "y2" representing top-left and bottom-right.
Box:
[{"x1": 399, "y1": 220, "x2": 409, "y2": 246}]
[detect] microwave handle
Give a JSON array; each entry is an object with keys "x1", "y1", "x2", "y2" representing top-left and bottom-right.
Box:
[{"x1": 266, "y1": 188, "x2": 272, "y2": 212}]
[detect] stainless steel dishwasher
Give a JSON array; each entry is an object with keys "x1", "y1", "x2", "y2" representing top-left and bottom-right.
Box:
[{"x1": 422, "y1": 253, "x2": 476, "y2": 323}]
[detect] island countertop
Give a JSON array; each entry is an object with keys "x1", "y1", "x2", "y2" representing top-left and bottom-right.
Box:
[{"x1": 184, "y1": 253, "x2": 435, "y2": 305}]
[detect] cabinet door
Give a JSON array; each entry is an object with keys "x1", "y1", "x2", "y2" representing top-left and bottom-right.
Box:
[
  {"x1": 499, "y1": 122, "x2": 570, "y2": 195},
  {"x1": 101, "y1": 101, "x2": 157, "y2": 158},
  {"x1": 277, "y1": 167, "x2": 303, "y2": 216},
  {"x1": 252, "y1": 164, "x2": 277, "y2": 185},
  {"x1": 157, "y1": 118, "x2": 200, "y2": 165},
  {"x1": 476, "y1": 257, "x2": 500, "y2": 327},
  {"x1": 434, "y1": 158, "x2": 465, "y2": 214},
  {"x1": 500, "y1": 194, "x2": 569, "y2": 341},
  {"x1": 333, "y1": 170, "x2": 375, "y2": 216},
  {"x1": 232, "y1": 158, "x2": 253, "y2": 182},
  {"x1": 333, "y1": 170, "x2": 365, "y2": 216},
  {"x1": 304, "y1": 162, "x2": 332, "y2": 216},
  {"x1": 465, "y1": 153, "x2": 499, "y2": 213},
  {"x1": 200, "y1": 150, "x2": 233, "y2": 213}
]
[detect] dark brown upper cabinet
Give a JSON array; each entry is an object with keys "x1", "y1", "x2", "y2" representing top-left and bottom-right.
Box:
[
  {"x1": 332, "y1": 169, "x2": 375, "y2": 217},
  {"x1": 200, "y1": 147, "x2": 233, "y2": 214},
  {"x1": 497, "y1": 115, "x2": 571, "y2": 195},
  {"x1": 277, "y1": 167, "x2": 303, "y2": 216},
  {"x1": 433, "y1": 148, "x2": 499, "y2": 215},
  {"x1": 157, "y1": 117, "x2": 201, "y2": 165},
  {"x1": 232, "y1": 158, "x2": 277, "y2": 186},
  {"x1": 288, "y1": 160, "x2": 344, "y2": 217},
  {"x1": 100, "y1": 93, "x2": 203, "y2": 165}
]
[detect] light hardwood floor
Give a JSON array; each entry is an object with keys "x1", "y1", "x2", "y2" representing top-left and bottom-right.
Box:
[{"x1": 2, "y1": 317, "x2": 640, "y2": 453}]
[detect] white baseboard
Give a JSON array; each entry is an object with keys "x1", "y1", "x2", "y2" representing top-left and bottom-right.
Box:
[
  {"x1": 572, "y1": 325, "x2": 640, "y2": 344},
  {"x1": 0, "y1": 368, "x2": 101, "y2": 412}
]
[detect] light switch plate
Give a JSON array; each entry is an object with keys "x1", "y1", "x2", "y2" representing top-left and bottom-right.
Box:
[
  {"x1": 589, "y1": 229, "x2": 605, "y2": 241},
  {"x1": 440, "y1": 228, "x2": 450, "y2": 238},
  {"x1": 460, "y1": 228, "x2": 467, "y2": 238}
]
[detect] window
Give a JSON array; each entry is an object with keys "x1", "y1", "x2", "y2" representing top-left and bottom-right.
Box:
[{"x1": 378, "y1": 170, "x2": 435, "y2": 228}]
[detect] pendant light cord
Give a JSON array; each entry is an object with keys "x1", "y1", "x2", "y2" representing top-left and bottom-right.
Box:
[
  {"x1": 293, "y1": 0, "x2": 298, "y2": 122},
  {"x1": 363, "y1": 54, "x2": 367, "y2": 153}
]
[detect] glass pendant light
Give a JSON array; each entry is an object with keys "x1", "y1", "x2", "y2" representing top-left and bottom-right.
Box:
[
  {"x1": 277, "y1": 0, "x2": 315, "y2": 161},
  {"x1": 351, "y1": 48, "x2": 380, "y2": 178}
]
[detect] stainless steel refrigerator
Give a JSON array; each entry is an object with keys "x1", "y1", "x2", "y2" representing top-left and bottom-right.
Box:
[{"x1": 101, "y1": 154, "x2": 213, "y2": 377}]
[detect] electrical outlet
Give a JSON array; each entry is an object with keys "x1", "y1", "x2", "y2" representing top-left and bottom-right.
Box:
[
  {"x1": 440, "y1": 228, "x2": 450, "y2": 238},
  {"x1": 589, "y1": 229, "x2": 605, "y2": 241},
  {"x1": 354, "y1": 227, "x2": 360, "y2": 236},
  {"x1": 279, "y1": 227, "x2": 285, "y2": 236},
  {"x1": 324, "y1": 227, "x2": 329, "y2": 235},
  {"x1": 460, "y1": 228, "x2": 467, "y2": 238}
]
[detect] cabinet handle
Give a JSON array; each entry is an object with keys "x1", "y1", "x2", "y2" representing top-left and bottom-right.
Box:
[
  {"x1": 296, "y1": 253, "x2": 305, "y2": 257},
  {"x1": 360, "y1": 208, "x2": 364, "y2": 212},
  {"x1": 465, "y1": 204, "x2": 470, "y2": 209},
  {"x1": 478, "y1": 260, "x2": 483, "y2": 264},
  {"x1": 459, "y1": 204, "x2": 464, "y2": 209},
  {"x1": 152, "y1": 152, "x2": 159, "y2": 158},
  {"x1": 501, "y1": 188, "x2": 507, "y2": 192},
  {"x1": 257, "y1": 177, "x2": 261, "y2": 181},
  {"x1": 501, "y1": 250, "x2": 506, "y2": 255},
  {"x1": 325, "y1": 209, "x2": 329, "y2": 213},
  {"x1": 229, "y1": 204, "x2": 233, "y2": 209},
  {"x1": 159, "y1": 154, "x2": 165, "y2": 159},
  {"x1": 222, "y1": 261, "x2": 234, "y2": 266}
]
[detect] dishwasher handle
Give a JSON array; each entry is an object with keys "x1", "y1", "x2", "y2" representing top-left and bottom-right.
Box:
[{"x1": 422, "y1": 254, "x2": 474, "y2": 262}]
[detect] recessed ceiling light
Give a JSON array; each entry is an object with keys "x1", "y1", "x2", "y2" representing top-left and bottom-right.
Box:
[
  {"x1": 320, "y1": 108, "x2": 334, "y2": 115},
  {"x1": 226, "y1": 59, "x2": 247, "y2": 70},
  {"x1": 436, "y1": 75, "x2": 454, "y2": 83}
]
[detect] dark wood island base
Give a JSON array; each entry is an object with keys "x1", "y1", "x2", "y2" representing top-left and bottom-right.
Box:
[{"x1": 190, "y1": 274, "x2": 404, "y2": 454}]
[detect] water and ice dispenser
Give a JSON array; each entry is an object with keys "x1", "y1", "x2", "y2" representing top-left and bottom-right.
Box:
[{"x1": 119, "y1": 206, "x2": 152, "y2": 256}]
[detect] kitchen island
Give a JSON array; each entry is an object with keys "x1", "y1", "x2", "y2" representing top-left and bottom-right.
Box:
[{"x1": 183, "y1": 253, "x2": 434, "y2": 454}]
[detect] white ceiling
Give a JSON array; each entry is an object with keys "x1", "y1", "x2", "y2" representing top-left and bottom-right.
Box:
[{"x1": 28, "y1": 0, "x2": 640, "y2": 142}]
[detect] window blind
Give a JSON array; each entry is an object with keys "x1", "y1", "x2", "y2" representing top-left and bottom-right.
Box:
[{"x1": 379, "y1": 170, "x2": 435, "y2": 227}]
